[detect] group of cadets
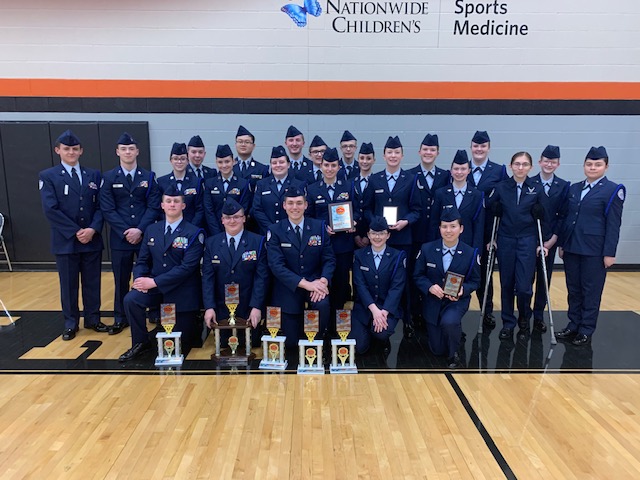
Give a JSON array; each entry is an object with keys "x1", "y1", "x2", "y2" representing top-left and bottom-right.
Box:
[{"x1": 39, "y1": 125, "x2": 625, "y2": 368}]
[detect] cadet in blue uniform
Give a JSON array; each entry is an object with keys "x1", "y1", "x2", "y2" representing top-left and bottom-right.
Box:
[
  {"x1": 306, "y1": 147, "x2": 359, "y2": 318},
  {"x1": 352, "y1": 217, "x2": 406, "y2": 355},
  {"x1": 39, "y1": 130, "x2": 107, "y2": 340},
  {"x1": 353, "y1": 142, "x2": 376, "y2": 248},
  {"x1": 338, "y1": 130, "x2": 360, "y2": 180},
  {"x1": 100, "y1": 132, "x2": 162, "y2": 335},
  {"x1": 556, "y1": 146, "x2": 625, "y2": 346},
  {"x1": 157, "y1": 142, "x2": 204, "y2": 228},
  {"x1": 300, "y1": 135, "x2": 329, "y2": 185},
  {"x1": 203, "y1": 144, "x2": 251, "y2": 236},
  {"x1": 362, "y1": 135, "x2": 420, "y2": 338},
  {"x1": 487, "y1": 152, "x2": 545, "y2": 340},
  {"x1": 252, "y1": 146, "x2": 307, "y2": 235},
  {"x1": 233, "y1": 125, "x2": 269, "y2": 191},
  {"x1": 530, "y1": 145, "x2": 569, "y2": 332},
  {"x1": 414, "y1": 209, "x2": 480, "y2": 368},
  {"x1": 202, "y1": 199, "x2": 270, "y2": 346},
  {"x1": 285, "y1": 125, "x2": 311, "y2": 177},
  {"x1": 187, "y1": 135, "x2": 217, "y2": 180},
  {"x1": 119, "y1": 187, "x2": 205, "y2": 361},
  {"x1": 407, "y1": 134, "x2": 451, "y2": 328},
  {"x1": 266, "y1": 187, "x2": 336, "y2": 348},
  {"x1": 466, "y1": 131, "x2": 508, "y2": 329},
  {"x1": 430, "y1": 150, "x2": 485, "y2": 250}
]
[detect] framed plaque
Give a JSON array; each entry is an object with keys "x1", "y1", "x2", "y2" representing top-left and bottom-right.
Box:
[
  {"x1": 443, "y1": 272, "x2": 464, "y2": 297},
  {"x1": 329, "y1": 201, "x2": 354, "y2": 232},
  {"x1": 383, "y1": 206, "x2": 398, "y2": 226}
]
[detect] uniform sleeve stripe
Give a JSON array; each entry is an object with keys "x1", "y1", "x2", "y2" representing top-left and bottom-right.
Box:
[{"x1": 605, "y1": 184, "x2": 625, "y2": 216}]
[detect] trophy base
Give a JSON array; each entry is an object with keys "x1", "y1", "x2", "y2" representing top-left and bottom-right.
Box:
[
  {"x1": 329, "y1": 365, "x2": 358, "y2": 374},
  {"x1": 212, "y1": 350, "x2": 256, "y2": 366},
  {"x1": 259, "y1": 359, "x2": 288, "y2": 370},
  {"x1": 155, "y1": 355, "x2": 184, "y2": 367},
  {"x1": 297, "y1": 365, "x2": 325, "y2": 375}
]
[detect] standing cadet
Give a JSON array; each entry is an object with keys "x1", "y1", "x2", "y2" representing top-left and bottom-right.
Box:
[
  {"x1": 101, "y1": 132, "x2": 161, "y2": 335},
  {"x1": 430, "y1": 150, "x2": 485, "y2": 250},
  {"x1": 530, "y1": 145, "x2": 569, "y2": 333},
  {"x1": 187, "y1": 135, "x2": 217, "y2": 180},
  {"x1": 252, "y1": 146, "x2": 306, "y2": 235},
  {"x1": 233, "y1": 125, "x2": 269, "y2": 191},
  {"x1": 362, "y1": 135, "x2": 421, "y2": 338},
  {"x1": 467, "y1": 130, "x2": 508, "y2": 329},
  {"x1": 306, "y1": 147, "x2": 359, "y2": 318},
  {"x1": 407, "y1": 134, "x2": 451, "y2": 328},
  {"x1": 556, "y1": 146, "x2": 625, "y2": 346},
  {"x1": 118, "y1": 187, "x2": 205, "y2": 362},
  {"x1": 266, "y1": 187, "x2": 336, "y2": 349},
  {"x1": 487, "y1": 152, "x2": 544, "y2": 340},
  {"x1": 202, "y1": 199, "x2": 270, "y2": 347},
  {"x1": 203, "y1": 144, "x2": 251, "y2": 236},
  {"x1": 414, "y1": 209, "x2": 480, "y2": 368},
  {"x1": 298, "y1": 135, "x2": 328, "y2": 185},
  {"x1": 353, "y1": 142, "x2": 376, "y2": 249},
  {"x1": 285, "y1": 125, "x2": 311, "y2": 175},
  {"x1": 157, "y1": 142, "x2": 204, "y2": 228},
  {"x1": 39, "y1": 130, "x2": 107, "y2": 340},
  {"x1": 338, "y1": 130, "x2": 360, "y2": 180},
  {"x1": 352, "y1": 217, "x2": 406, "y2": 355}
]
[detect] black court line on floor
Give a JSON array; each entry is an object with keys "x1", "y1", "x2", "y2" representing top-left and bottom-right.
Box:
[{"x1": 1, "y1": 310, "x2": 638, "y2": 374}]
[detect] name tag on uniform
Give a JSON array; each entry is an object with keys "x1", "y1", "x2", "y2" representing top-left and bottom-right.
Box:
[
  {"x1": 147, "y1": 238, "x2": 155, "y2": 246},
  {"x1": 427, "y1": 262, "x2": 436, "y2": 268},
  {"x1": 211, "y1": 259, "x2": 221, "y2": 264},
  {"x1": 262, "y1": 190, "x2": 272, "y2": 195},
  {"x1": 281, "y1": 243, "x2": 292, "y2": 248},
  {"x1": 251, "y1": 174, "x2": 263, "y2": 179},
  {"x1": 210, "y1": 189, "x2": 221, "y2": 195},
  {"x1": 359, "y1": 266, "x2": 369, "y2": 271},
  {"x1": 113, "y1": 183, "x2": 124, "y2": 188},
  {"x1": 64, "y1": 185, "x2": 69, "y2": 195},
  {"x1": 375, "y1": 189, "x2": 384, "y2": 194},
  {"x1": 315, "y1": 199, "x2": 325, "y2": 204}
]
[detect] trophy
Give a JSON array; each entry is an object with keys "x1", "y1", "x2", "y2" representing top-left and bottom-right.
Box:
[
  {"x1": 297, "y1": 310, "x2": 324, "y2": 374},
  {"x1": 211, "y1": 284, "x2": 254, "y2": 366},
  {"x1": 155, "y1": 303, "x2": 184, "y2": 367},
  {"x1": 443, "y1": 272, "x2": 465, "y2": 298},
  {"x1": 330, "y1": 309, "x2": 357, "y2": 374},
  {"x1": 259, "y1": 307, "x2": 288, "y2": 370}
]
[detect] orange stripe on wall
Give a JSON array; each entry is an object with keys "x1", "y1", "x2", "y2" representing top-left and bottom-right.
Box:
[{"x1": 0, "y1": 79, "x2": 639, "y2": 100}]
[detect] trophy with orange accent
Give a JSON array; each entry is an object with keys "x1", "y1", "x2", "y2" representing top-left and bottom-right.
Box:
[
  {"x1": 211, "y1": 283, "x2": 255, "y2": 366},
  {"x1": 330, "y1": 309, "x2": 357, "y2": 374},
  {"x1": 155, "y1": 303, "x2": 184, "y2": 366},
  {"x1": 259, "y1": 306, "x2": 287, "y2": 370},
  {"x1": 297, "y1": 310, "x2": 324, "y2": 374}
]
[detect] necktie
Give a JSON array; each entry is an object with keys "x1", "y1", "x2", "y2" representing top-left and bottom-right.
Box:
[
  {"x1": 425, "y1": 170, "x2": 434, "y2": 188},
  {"x1": 223, "y1": 179, "x2": 229, "y2": 192},
  {"x1": 196, "y1": 168, "x2": 203, "y2": 179},
  {"x1": 276, "y1": 180, "x2": 283, "y2": 192},
  {"x1": 176, "y1": 180, "x2": 182, "y2": 192},
  {"x1": 361, "y1": 177, "x2": 368, "y2": 192},
  {"x1": 165, "y1": 225, "x2": 172, "y2": 247},
  {"x1": 426, "y1": 171, "x2": 434, "y2": 178},
  {"x1": 328, "y1": 185, "x2": 334, "y2": 201},
  {"x1": 473, "y1": 167, "x2": 482, "y2": 174},
  {"x1": 293, "y1": 162, "x2": 300, "y2": 171},
  {"x1": 241, "y1": 162, "x2": 247, "y2": 173},
  {"x1": 581, "y1": 183, "x2": 591, "y2": 200},
  {"x1": 316, "y1": 170, "x2": 322, "y2": 182},
  {"x1": 126, "y1": 172, "x2": 133, "y2": 187},
  {"x1": 346, "y1": 165, "x2": 353, "y2": 177},
  {"x1": 544, "y1": 182, "x2": 551, "y2": 196},
  {"x1": 443, "y1": 249, "x2": 453, "y2": 271},
  {"x1": 71, "y1": 167, "x2": 81, "y2": 189},
  {"x1": 295, "y1": 225, "x2": 302, "y2": 241},
  {"x1": 374, "y1": 253, "x2": 382, "y2": 270},
  {"x1": 455, "y1": 190, "x2": 464, "y2": 208},
  {"x1": 473, "y1": 167, "x2": 482, "y2": 184},
  {"x1": 229, "y1": 236, "x2": 236, "y2": 254},
  {"x1": 516, "y1": 185, "x2": 522, "y2": 205},
  {"x1": 387, "y1": 175, "x2": 396, "y2": 191}
]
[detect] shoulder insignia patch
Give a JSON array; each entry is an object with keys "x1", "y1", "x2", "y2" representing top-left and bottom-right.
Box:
[
  {"x1": 266, "y1": 230, "x2": 271, "y2": 241},
  {"x1": 38, "y1": 180, "x2": 43, "y2": 190},
  {"x1": 618, "y1": 189, "x2": 625, "y2": 201}
]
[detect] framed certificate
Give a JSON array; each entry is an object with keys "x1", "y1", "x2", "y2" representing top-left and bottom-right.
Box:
[
  {"x1": 329, "y1": 201, "x2": 354, "y2": 232},
  {"x1": 383, "y1": 206, "x2": 398, "y2": 226},
  {"x1": 443, "y1": 272, "x2": 465, "y2": 297}
]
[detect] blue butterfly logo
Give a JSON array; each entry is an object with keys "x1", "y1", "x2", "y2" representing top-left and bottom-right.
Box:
[{"x1": 281, "y1": 0, "x2": 322, "y2": 28}]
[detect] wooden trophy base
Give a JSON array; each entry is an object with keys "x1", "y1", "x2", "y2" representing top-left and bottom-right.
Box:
[
  {"x1": 211, "y1": 316, "x2": 254, "y2": 365},
  {"x1": 212, "y1": 349, "x2": 256, "y2": 366}
]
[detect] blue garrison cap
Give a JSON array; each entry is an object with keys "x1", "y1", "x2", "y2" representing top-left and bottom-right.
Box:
[
  {"x1": 271, "y1": 146, "x2": 288, "y2": 159},
  {"x1": 384, "y1": 136, "x2": 402, "y2": 150},
  {"x1": 322, "y1": 147, "x2": 339, "y2": 163},
  {"x1": 283, "y1": 186, "x2": 305, "y2": 198},
  {"x1": 170, "y1": 142, "x2": 187, "y2": 156},
  {"x1": 310, "y1": 135, "x2": 327, "y2": 148},
  {"x1": 369, "y1": 216, "x2": 389, "y2": 232},
  {"x1": 340, "y1": 130, "x2": 357, "y2": 143},
  {"x1": 56, "y1": 130, "x2": 81, "y2": 147},
  {"x1": 222, "y1": 198, "x2": 243, "y2": 215},
  {"x1": 440, "y1": 207, "x2": 462, "y2": 223},
  {"x1": 586, "y1": 146, "x2": 608, "y2": 160},
  {"x1": 472, "y1": 131, "x2": 490, "y2": 144},
  {"x1": 163, "y1": 185, "x2": 183, "y2": 197},
  {"x1": 453, "y1": 149, "x2": 469, "y2": 165},
  {"x1": 216, "y1": 144, "x2": 233, "y2": 158},
  {"x1": 359, "y1": 142, "x2": 375, "y2": 155},
  {"x1": 541, "y1": 145, "x2": 560, "y2": 159},
  {"x1": 236, "y1": 125, "x2": 252, "y2": 138},
  {"x1": 286, "y1": 125, "x2": 303, "y2": 138},
  {"x1": 421, "y1": 134, "x2": 439, "y2": 147},
  {"x1": 188, "y1": 135, "x2": 205, "y2": 148},
  {"x1": 116, "y1": 132, "x2": 137, "y2": 146}
]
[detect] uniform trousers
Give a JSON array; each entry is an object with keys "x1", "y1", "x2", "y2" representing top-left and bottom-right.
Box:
[
  {"x1": 351, "y1": 303, "x2": 399, "y2": 354},
  {"x1": 563, "y1": 252, "x2": 607, "y2": 336},
  {"x1": 55, "y1": 251, "x2": 101, "y2": 330},
  {"x1": 426, "y1": 304, "x2": 464, "y2": 359},
  {"x1": 281, "y1": 296, "x2": 330, "y2": 349},
  {"x1": 111, "y1": 249, "x2": 138, "y2": 325}
]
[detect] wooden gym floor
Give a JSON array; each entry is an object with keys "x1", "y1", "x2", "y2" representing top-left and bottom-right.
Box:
[{"x1": 0, "y1": 271, "x2": 639, "y2": 479}]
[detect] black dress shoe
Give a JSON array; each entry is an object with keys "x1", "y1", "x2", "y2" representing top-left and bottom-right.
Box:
[
  {"x1": 499, "y1": 328, "x2": 513, "y2": 340},
  {"x1": 62, "y1": 328, "x2": 78, "y2": 341},
  {"x1": 533, "y1": 320, "x2": 547, "y2": 333},
  {"x1": 483, "y1": 313, "x2": 496, "y2": 328},
  {"x1": 555, "y1": 327, "x2": 577, "y2": 339},
  {"x1": 571, "y1": 334, "x2": 591, "y2": 346},
  {"x1": 85, "y1": 321, "x2": 110, "y2": 333},
  {"x1": 447, "y1": 352, "x2": 462, "y2": 369},
  {"x1": 517, "y1": 328, "x2": 530, "y2": 342},
  {"x1": 109, "y1": 322, "x2": 130, "y2": 335},
  {"x1": 403, "y1": 323, "x2": 415, "y2": 339},
  {"x1": 118, "y1": 342, "x2": 151, "y2": 362}
]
